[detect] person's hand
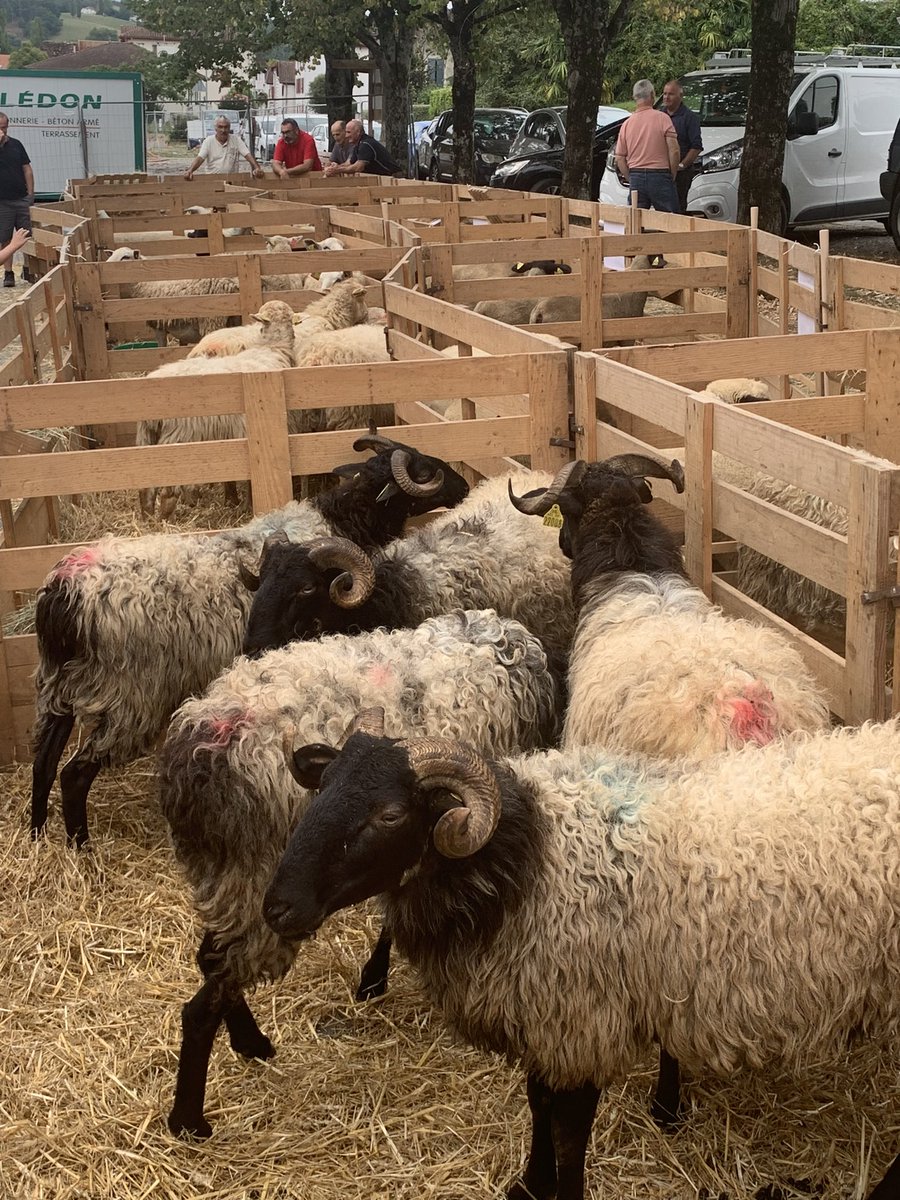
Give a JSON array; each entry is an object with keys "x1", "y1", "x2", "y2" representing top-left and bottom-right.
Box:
[
  {"x1": 252, "y1": 166, "x2": 264, "y2": 179},
  {"x1": 183, "y1": 169, "x2": 193, "y2": 181},
  {"x1": 10, "y1": 227, "x2": 30, "y2": 250}
]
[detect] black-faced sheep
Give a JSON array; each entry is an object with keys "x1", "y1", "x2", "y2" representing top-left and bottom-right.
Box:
[
  {"x1": 528, "y1": 254, "x2": 661, "y2": 343},
  {"x1": 264, "y1": 711, "x2": 900, "y2": 1200},
  {"x1": 30, "y1": 435, "x2": 468, "y2": 847},
  {"x1": 160, "y1": 609, "x2": 565, "y2": 1139},
  {"x1": 241, "y1": 471, "x2": 575, "y2": 661},
  {"x1": 509, "y1": 455, "x2": 830, "y2": 758}
]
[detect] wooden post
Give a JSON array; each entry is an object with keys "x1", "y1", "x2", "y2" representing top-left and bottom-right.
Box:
[
  {"x1": 71, "y1": 262, "x2": 111, "y2": 379},
  {"x1": 581, "y1": 238, "x2": 604, "y2": 352},
  {"x1": 747, "y1": 208, "x2": 759, "y2": 339},
  {"x1": 778, "y1": 242, "x2": 791, "y2": 396},
  {"x1": 528, "y1": 352, "x2": 570, "y2": 473},
  {"x1": 825, "y1": 253, "x2": 845, "y2": 335},
  {"x1": 43, "y1": 277, "x2": 65, "y2": 378},
  {"x1": 441, "y1": 202, "x2": 462, "y2": 244},
  {"x1": 682, "y1": 393, "x2": 714, "y2": 596},
  {"x1": 863, "y1": 329, "x2": 900, "y2": 463},
  {"x1": 206, "y1": 212, "x2": 227, "y2": 257},
  {"x1": 724, "y1": 227, "x2": 751, "y2": 340},
  {"x1": 573, "y1": 352, "x2": 598, "y2": 464},
  {"x1": 844, "y1": 459, "x2": 894, "y2": 724},
  {"x1": 237, "y1": 255, "x2": 264, "y2": 322},
  {"x1": 428, "y1": 244, "x2": 454, "y2": 304},
  {"x1": 242, "y1": 371, "x2": 294, "y2": 513},
  {"x1": 14, "y1": 303, "x2": 38, "y2": 384},
  {"x1": 546, "y1": 196, "x2": 565, "y2": 238},
  {"x1": 0, "y1": 633, "x2": 15, "y2": 765}
]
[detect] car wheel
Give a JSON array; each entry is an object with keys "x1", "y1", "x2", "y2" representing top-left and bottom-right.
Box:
[
  {"x1": 428, "y1": 157, "x2": 441, "y2": 182},
  {"x1": 529, "y1": 177, "x2": 561, "y2": 195},
  {"x1": 889, "y1": 191, "x2": 900, "y2": 253}
]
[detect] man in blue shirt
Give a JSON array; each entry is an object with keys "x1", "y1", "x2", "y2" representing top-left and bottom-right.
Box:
[{"x1": 662, "y1": 81, "x2": 703, "y2": 214}]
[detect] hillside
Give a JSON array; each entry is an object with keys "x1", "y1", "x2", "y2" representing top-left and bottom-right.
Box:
[{"x1": 56, "y1": 12, "x2": 129, "y2": 41}]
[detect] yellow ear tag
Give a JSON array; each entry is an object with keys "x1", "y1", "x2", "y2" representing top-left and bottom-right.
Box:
[
  {"x1": 543, "y1": 504, "x2": 564, "y2": 528},
  {"x1": 514, "y1": 261, "x2": 524, "y2": 270}
]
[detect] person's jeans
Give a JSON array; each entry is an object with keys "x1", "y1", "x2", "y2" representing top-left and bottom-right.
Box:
[
  {"x1": 628, "y1": 169, "x2": 679, "y2": 214},
  {"x1": 675, "y1": 167, "x2": 696, "y2": 214}
]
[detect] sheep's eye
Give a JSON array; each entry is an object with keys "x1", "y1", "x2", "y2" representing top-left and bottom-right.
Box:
[
  {"x1": 378, "y1": 809, "x2": 405, "y2": 827},
  {"x1": 299, "y1": 584, "x2": 317, "y2": 597}
]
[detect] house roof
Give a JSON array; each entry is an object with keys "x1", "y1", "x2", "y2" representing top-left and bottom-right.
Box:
[{"x1": 24, "y1": 42, "x2": 151, "y2": 70}]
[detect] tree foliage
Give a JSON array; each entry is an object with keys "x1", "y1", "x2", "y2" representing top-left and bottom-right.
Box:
[{"x1": 8, "y1": 41, "x2": 48, "y2": 67}]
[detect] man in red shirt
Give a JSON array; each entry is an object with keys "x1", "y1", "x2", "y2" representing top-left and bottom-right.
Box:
[{"x1": 272, "y1": 118, "x2": 322, "y2": 178}]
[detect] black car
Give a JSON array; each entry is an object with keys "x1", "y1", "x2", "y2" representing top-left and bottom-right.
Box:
[
  {"x1": 489, "y1": 105, "x2": 629, "y2": 196},
  {"x1": 417, "y1": 107, "x2": 527, "y2": 185}
]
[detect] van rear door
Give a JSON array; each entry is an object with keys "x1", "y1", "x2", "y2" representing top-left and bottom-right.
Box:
[
  {"x1": 840, "y1": 73, "x2": 900, "y2": 219},
  {"x1": 785, "y1": 73, "x2": 844, "y2": 225}
]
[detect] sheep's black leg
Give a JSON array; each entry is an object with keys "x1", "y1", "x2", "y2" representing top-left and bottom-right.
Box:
[
  {"x1": 507, "y1": 1073, "x2": 557, "y2": 1200},
  {"x1": 867, "y1": 1152, "x2": 900, "y2": 1199},
  {"x1": 549, "y1": 1081, "x2": 600, "y2": 1200},
  {"x1": 196, "y1": 931, "x2": 273, "y2": 1060},
  {"x1": 651, "y1": 1047, "x2": 681, "y2": 1127},
  {"x1": 356, "y1": 925, "x2": 392, "y2": 1001},
  {"x1": 168, "y1": 977, "x2": 230, "y2": 1139},
  {"x1": 59, "y1": 748, "x2": 102, "y2": 848},
  {"x1": 30, "y1": 711, "x2": 74, "y2": 837}
]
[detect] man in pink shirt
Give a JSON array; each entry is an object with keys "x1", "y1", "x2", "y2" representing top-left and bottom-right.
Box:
[{"x1": 614, "y1": 79, "x2": 680, "y2": 213}]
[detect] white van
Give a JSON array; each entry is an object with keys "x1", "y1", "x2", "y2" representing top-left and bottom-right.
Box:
[{"x1": 599, "y1": 52, "x2": 900, "y2": 234}]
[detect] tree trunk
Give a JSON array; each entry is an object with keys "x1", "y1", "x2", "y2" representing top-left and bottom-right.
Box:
[
  {"x1": 737, "y1": 0, "x2": 801, "y2": 232},
  {"x1": 369, "y1": 6, "x2": 415, "y2": 173},
  {"x1": 449, "y1": 17, "x2": 476, "y2": 184},
  {"x1": 324, "y1": 52, "x2": 356, "y2": 128},
  {"x1": 551, "y1": 0, "x2": 632, "y2": 200}
]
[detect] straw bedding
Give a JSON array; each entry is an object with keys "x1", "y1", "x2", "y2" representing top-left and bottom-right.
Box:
[{"x1": 2, "y1": 758, "x2": 897, "y2": 1200}]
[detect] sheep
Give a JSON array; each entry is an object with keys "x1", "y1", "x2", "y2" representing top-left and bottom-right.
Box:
[
  {"x1": 160, "y1": 608, "x2": 565, "y2": 1139},
  {"x1": 135, "y1": 300, "x2": 298, "y2": 516},
  {"x1": 109, "y1": 240, "x2": 308, "y2": 347},
  {"x1": 509, "y1": 454, "x2": 829, "y2": 759},
  {"x1": 242, "y1": 470, "x2": 575, "y2": 662},
  {"x1": 263, "y1": 711, "x2": 900, "y2": 1200},
  {"x1": 529, "y1": 254, "x2": 661, "y2": 344},
  {"x1": 451, "y1": 258, "x2": 571, "y2": 282},
  {"x1": 511, "y1": 452, "x2": 832, "y2": 1126},
  {"x1": 29, "y1": 434, "x2": 469, "y2": 848},
  {"x1": 292, "y1": 279, "x2": 370, "y2": 339}
]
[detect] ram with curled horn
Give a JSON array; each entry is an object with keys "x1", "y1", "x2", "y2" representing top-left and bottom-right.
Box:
[
  {"x1": 242, "y1": 470, "x2": 577, "y2": 661},
  {"x1": 510, "y1": 450, "x2": 830, "y2": 1127}
]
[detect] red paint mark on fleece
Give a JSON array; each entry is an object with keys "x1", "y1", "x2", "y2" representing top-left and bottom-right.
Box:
[
  {"x1": 725, "y1": 681, "x2": 776, "y2": 746},
  {"x1": 366, "y1": 663, "x2": 396, "y2": 688},
  {"x1": 198, "y1": 712, "x2": 252, "y2": 750},
  {"x1": 53, "y1": 546, "x2": 102, "y2": 581}
]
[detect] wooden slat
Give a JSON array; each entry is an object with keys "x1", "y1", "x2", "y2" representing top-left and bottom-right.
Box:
[
  {"x1": 683, "y1": 394, "x2": 714, "y2": 594},
  {"x1": 711, "y1": 575, "x2": 846, "y2": 717},
  {"x1": 243, "y1": 371, "x2": 293, "y2": 513}
]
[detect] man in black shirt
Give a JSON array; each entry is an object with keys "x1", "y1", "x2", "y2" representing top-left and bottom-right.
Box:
[
  {"x1": 328, "y1": 118, "x2": 403, "y2": 177},
  {"x1": 0, "y1": 112, "x2": 34, "y2": 286},
  {"x1": 661, "y1": 81, "x2": 703, "y2": 215}
]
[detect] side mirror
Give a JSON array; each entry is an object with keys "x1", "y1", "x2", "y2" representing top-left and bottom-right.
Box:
[{"x1": 789, "y1": 110, "x2": 818, "y2": 139}]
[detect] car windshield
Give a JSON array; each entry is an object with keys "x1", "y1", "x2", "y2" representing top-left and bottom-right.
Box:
[
  {"x1": 679, "y1": 72, "x2": 807, "y2": 125},
  {"x1": 474, "y1": 113, "x2": 523, "y2": 140},
  {"x1": 557, "y1": 107, "x2": 627, "y2": 132}
]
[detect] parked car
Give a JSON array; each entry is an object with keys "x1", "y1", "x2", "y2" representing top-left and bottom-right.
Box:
[
  {"x1": 600, "y1": 52, "x2": 900, "y2": 235},
  {"x1": 417, "y1": 108, "x2": 528, "y2": 184},
  {"x1": 311, "y1": 122, "x2": 329, "y2": 159},
  {"x1": 489, "y1": 106, "x2": 629, "y2": 195}
]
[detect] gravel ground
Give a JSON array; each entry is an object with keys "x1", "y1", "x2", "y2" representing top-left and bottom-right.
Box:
[{"x1": 795, "y1": 218, "x2": 897, "y2": 263}]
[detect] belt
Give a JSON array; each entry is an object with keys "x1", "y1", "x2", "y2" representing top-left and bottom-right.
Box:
[{"x1": 629, "y1": 168, "x2": 671, "y2": 173}]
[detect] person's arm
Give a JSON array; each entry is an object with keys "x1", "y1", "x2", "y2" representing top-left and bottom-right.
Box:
[
  {"x1": 22, "y1": 162, "x2": 34, "y2": 198},
  {"x1": 284, "y1": 156, "x2": 316, "y2": 176},
  {"x1": 680, "y1": 112, "x2": 702, "y2": 171},
  {"x1": 235, "y1": 137, "x2": 264, "y2": 178},
  {"x1": 0, "y1": 226, "x2": 30, "y2": 265},
  {"x1": 333, "y1": 157, "x2": 367, "y2": 175},
  {"x1": 666, "y1": 130, "x2": 680, "y2": 178},
  {"x1": 614, "y1": 130, "x2": 629, "y2": 184}
]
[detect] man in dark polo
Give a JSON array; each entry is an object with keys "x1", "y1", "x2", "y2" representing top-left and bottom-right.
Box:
[
  {"x1": 661, "y1": 80, "x2": 703, "y2": 214},
  {"x1": 0, "y1": 112, "x2": 34, "y2": 287},
  {"x1": 326, "y1": 118, "x2": 403, "y2": 177}
]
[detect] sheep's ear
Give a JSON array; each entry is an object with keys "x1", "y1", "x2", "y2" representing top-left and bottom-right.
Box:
[
  {"x1": 286, "y1": 742, "x2": 338, "y2": 789},
  {"x1": 250, "y1": 311, "x2": 269, "y2": 324},
  {"x1": 351, "y1": 283, "x2": 366, "y2": 297}
]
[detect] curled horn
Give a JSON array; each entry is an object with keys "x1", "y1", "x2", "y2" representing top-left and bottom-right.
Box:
[
  {"x1": 238, "y1": 529, "x2": 290, "y2": 590},
  {"x1": 353, "y1": 431, "x2": 402, "y2": 454},
  {"x1": 390, "y1": 448, "x2": 444, "y2": 497},
  {"x1": 401, "y1": 738, "x2": 502, "y2": 858},
  {"x1": 306, "y1": 537, "x2": 376, "y2": 607},
  {"x1": 342, "y1": 706, "x2": 386, "y2": 743},
  {"x1": 603, "y1": 454, "x2": 685, "y2": 493},
  {"x1": 507, "y1": 459, "x2": 588, "y2": 516}
]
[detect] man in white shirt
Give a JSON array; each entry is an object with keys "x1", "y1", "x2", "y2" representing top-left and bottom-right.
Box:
[{"x1": 184, "y1": 117, "x2": 264, "y2": 179}]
